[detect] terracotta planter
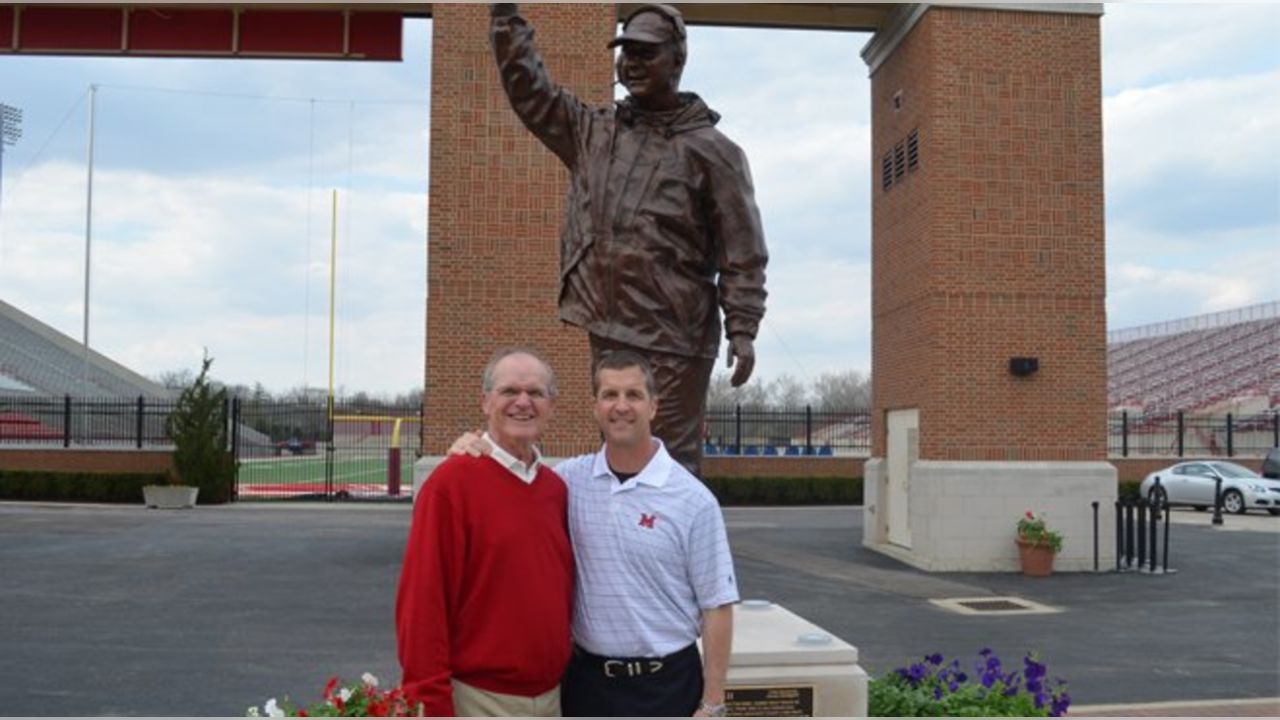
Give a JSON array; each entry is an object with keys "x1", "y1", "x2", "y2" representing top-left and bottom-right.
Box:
[{"x1": 1016, "y1": 538, "x2": 1056, "y2": 577}]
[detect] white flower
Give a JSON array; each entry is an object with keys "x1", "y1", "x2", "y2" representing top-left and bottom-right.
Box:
[
  {"x1": 361, "y1": 672, "x2": 380, "y2": 688},
  {"x1": 246, "y1": 707, "x2": 261, "y2": 717},
  {"x1": 264, "y1": 698, "x2": 285, "y2": 718},
  {"x1": 339, "y1": 687, "x2": 353, "y2": 703}
]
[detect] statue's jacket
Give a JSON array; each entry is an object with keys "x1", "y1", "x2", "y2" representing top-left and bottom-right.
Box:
[{"x1": 493, "y1": 12, "x2": 768, "y2": 359}]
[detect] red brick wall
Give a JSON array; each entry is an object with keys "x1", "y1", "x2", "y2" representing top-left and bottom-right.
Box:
[
  {"x1": 0, "y1": 450, "x2": 173, "y2": 476},
  {"x1": 424, "y1": 3, "x2": 615, "y2": 456},
  {"x1": 872, "y1": 7, "x2": 1106, "y2": 462}
]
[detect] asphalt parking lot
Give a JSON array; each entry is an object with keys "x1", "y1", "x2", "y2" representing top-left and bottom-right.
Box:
[{"x1": 0, "y1": 501, "x2": 1276, "y2": 716}]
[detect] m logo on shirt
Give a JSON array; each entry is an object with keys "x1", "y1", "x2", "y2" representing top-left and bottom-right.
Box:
[{"x1": 638, "y1": 513, "x2": 657, "y2": 529}]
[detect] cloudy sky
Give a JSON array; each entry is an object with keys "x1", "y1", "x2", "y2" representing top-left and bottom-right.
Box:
[{"x1": 0, "y1": 3, "x2": 1277, "y2": 397}]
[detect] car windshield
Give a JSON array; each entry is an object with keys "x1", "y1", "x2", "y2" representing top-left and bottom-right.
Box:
[{"x1": 1211, "y1": 463, "x2": 1260, "y2": 479}]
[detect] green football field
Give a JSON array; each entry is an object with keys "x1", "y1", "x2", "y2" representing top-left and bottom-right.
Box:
[{"x1": 237, "y1": 453, "x2": 414, "y2": 497}]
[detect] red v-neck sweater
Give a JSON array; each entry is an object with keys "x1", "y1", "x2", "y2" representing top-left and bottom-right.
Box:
[{"x1": 395, "y1": 455, "x2": 573, "y2": 716}]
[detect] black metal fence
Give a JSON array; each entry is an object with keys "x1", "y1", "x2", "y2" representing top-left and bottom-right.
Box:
[
  {"x1": 1109, "y1": 410, "x2": 1279, "y2": 458},
  {"x1": 0, "y1": 395, "x2": 176, "y2": 448},
  {"x1": 5, "y1": 396, "x2": 1277, "y2": 465},
  {"x1": 704, "y1": 406, "x2": 870, "y2": 456}
]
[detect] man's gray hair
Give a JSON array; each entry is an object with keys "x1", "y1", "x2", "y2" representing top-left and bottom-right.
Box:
[{"x1": 482, "y1": 346, "x2": 558, "y2": 398}]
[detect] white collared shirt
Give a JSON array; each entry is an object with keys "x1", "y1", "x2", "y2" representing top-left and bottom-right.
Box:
[
  {"x1": 554, "y1": 439, "x2": 739, "y2": 657},
  {"x1": 483, "y1": 432, "x2": 542, "y2": 484}
]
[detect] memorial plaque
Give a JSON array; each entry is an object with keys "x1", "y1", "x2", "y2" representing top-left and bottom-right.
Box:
[{"x1": 725, "y1": 685, "x2": 815, "y2": 717}]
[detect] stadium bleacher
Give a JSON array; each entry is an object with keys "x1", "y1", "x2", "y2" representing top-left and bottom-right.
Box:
[
  {"x1": 0, "y1": 299, "x2": 173, "y2": 398},
  {"x1": 1108, "y1": 302, "x2": 1280, "y2": 414}
]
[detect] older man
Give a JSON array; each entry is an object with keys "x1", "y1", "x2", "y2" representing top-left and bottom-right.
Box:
[
  {"x1": 491, "y1": 2, "x2": 769, "y2": 476},
  {"x1": 396, "y1": 348, "x2": 573, "y2": 716},
  {"x1": 452, "y1": 350, "x2": 738, "y2": 717}
]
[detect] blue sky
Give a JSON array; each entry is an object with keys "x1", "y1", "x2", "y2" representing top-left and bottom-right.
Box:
[{"x1": 0, "y1": 3, "x2": 1277, "y2": 397}]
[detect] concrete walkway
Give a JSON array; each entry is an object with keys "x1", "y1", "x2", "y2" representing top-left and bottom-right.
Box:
[{"x1": 0, "y1": 501, "x2": 1276, "y2": 716}]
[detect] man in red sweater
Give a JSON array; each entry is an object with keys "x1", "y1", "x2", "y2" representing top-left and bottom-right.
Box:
[{"x1": 395, "y1": 348, "x2": 573, "y2": 716}]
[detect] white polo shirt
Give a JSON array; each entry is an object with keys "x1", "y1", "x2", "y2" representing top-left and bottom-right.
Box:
[{"x1": 554, "y1": 439, "x2": 739, "y2": 658}]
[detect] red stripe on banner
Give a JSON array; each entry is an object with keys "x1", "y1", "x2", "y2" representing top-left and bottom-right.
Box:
[
  {"x1": 129, "y1": 7, "x2": 234, "y2": 54},
  {"x1": 239, "y1": 9, "x2": 344, "y2": 55},
  {"x1": 19, "y1": 6, "x2": 123, "y2": 51},
  {"x1": 349, "y1": 12, "x2": 402, "y2": 61}
]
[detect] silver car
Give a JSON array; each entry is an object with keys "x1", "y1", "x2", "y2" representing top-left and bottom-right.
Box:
[{"x1": 1140, "y1": 461, "x2": 1280, "y2": 516}]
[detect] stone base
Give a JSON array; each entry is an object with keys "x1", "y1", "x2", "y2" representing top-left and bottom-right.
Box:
[{"x1": 863, "y1": 459, "x2": 1116, "y2": 572}]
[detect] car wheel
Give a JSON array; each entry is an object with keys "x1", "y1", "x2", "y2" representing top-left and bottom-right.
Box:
[
  {"x1": 1268, "y1": 509, "x2": 1280, "y2": 516},
  {"x1": 1148, "y1": 487, "x2": 1168, "y2": 508},
  {"x1": 1221, "y1": 489, "x2": 1245, "y2": 515}
]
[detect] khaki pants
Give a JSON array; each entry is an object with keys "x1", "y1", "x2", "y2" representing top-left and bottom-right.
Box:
[{"x1": 451, "y1": 680, "x2": 560, "y2": 717}]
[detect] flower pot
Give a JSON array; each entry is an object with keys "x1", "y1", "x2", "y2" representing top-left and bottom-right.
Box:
[
  {"x1": 1016, "y1": 538, "x2": 1056, "y2": 577},
  {"x1": 143, "y1": 485, "x2": 199, "y2": 509}
]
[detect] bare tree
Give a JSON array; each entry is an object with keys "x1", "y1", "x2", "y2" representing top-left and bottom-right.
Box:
[
  {"x1": 810, "y1": 370, "x2": 871, "y2": 411},
  {"x1": 706, "y1": 371, "x2": 769, "y2": 409},
  {"x1": 767, "y1": 373, "x2": 810, "y2": 408}
]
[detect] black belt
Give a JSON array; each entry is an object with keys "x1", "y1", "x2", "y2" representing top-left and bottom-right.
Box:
[{"x1": 572, "y1": 643, "x2": 698, "y2": 679}]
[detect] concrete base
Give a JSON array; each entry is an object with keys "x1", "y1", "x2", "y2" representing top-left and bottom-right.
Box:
[
  {"x1": 863, "y1": 459, "x2": 1117, "y2": 572},
  {"x1": 722, "y1": 601, "x2": 868, "y2": 717}
]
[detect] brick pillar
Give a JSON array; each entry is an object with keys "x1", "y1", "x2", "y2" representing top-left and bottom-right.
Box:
[
  {"x1": 425, "y1": 3, "x2": 616, "y2": 456},
  {"x1": 862, "y1": 5, "x2": 1115, "y2": 572}
]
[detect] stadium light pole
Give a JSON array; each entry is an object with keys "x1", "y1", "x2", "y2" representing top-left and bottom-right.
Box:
[
  {"x1": 81, "y1": 85, "x2": 98, "y2": 395},
  {"x1": 0, "y1": 102, "x2": 22, "y2": 231}
]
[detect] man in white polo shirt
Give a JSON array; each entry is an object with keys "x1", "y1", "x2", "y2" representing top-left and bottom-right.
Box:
[{"x1": 450, "y1": 350, "x2": 738, "y2": 717}]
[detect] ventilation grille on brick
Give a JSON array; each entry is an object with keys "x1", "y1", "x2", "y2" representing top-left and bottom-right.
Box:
[{"x1": 881, "y1": 128, "x2": 920, "y2": 192}]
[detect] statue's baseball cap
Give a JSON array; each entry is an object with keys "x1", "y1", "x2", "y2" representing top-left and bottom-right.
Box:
[{"x1": 607, "y1": 4, "x2": 687, "y2": 51}]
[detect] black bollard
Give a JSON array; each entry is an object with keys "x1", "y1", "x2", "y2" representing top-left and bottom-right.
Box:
[
  {"x1": 1137, "y1": 497, "x2": 1148, "y2": 569},
  {"x1": 1148, "y1": 500, "x2": 1159, "y2": 573},
  {"x1": 1114, "y1": 500, "x2": 1123, "y2": 572},
  {"x1": 1212, "y1": 476, "x2": 1225, "y2": 526},
  {"x1": 1125, "y1": 499, "x2": 1136, "y2": 569},
  {"x1": 1092, "y1": 501, "x2": 1100, "y2": 573},
  {"x1": 1163, "y1": 499, "x2": 1173, "y2": 574}
]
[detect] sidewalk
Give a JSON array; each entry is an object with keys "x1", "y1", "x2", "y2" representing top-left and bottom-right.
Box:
[{"x1": 1073, "y1": 697, "x2": 1280, "y2": 716}]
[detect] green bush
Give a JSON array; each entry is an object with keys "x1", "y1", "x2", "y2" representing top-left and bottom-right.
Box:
[
  {"x1": 1118, "y1": 480, "x2": 1141, "y2": 501},
  {"x1": 702, "y1": 476, "x2": 862, "y2": 505},
  {"x1": 0, "y1": 469, "x2": 165, "y2": 503},
  {"x1": 166, "y1": 353, "x2": 237, "y2": 504}
]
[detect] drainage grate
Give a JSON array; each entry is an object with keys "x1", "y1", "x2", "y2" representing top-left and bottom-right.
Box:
[{"x1": 929, "y1": 596, "x2": 1060, "y2": 616}]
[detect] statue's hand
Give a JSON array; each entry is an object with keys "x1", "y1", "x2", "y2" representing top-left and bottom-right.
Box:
[
  {"x1": 490, "y1": 3, "x2": 519, "y2": 18},
  {"x1": 727, "y1": 335, "x2": 756, "y2": 387},
  {"x1": 448, "y1": 430, "x2": 492, "y2": 457}
]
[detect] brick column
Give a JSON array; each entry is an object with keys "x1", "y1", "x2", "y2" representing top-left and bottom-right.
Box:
[
  {"x1": 861, "y1": 5, "x2": 1115, "y2": 571},
  {"x1": 424, "y1": 3, "x2": 615, "y2": 456}
]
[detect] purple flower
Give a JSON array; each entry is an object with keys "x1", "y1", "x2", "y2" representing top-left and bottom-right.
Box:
[
  {"x1": 979, "y1": 647, "x2": 993, "y2": 657},
  {"x1": 1024, "y1": 656, "x2": 1047, "y2": 681},
  {"x1": 933, "y1": 687, "x2": 943, "y2": 700},
  {"x1": 1051, "y1": 691, "x2": 1072, "y2": 717},
  {"x1": 926, "y1": 653, "x2": 944, "y2": 666}
]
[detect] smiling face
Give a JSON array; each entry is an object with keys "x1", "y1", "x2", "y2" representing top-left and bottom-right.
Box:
[
  {"x1": 593, "y1": 365, "x2": 658, "y2": 451},
  {"x1": 481, "y1": 353, "x2": 554, "y2": 459},
  {"x1": 614, "y1": 14, "x2": 683, "y2": 111}
]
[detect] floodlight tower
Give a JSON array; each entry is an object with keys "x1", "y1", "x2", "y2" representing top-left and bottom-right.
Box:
[{"x1": 0, "y1": 102, "x2": 22, "y2": 226}]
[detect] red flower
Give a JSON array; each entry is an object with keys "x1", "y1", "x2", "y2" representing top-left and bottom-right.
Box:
[
  {"x1": 323, "y1": 676, "x2": 339, "y2": 699},
  {"x1": 1025, "y1": 511, "x2": 1035, "y2": 519}
]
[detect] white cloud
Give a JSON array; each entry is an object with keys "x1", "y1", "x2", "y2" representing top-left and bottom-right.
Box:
[{"x1": 1105, "y1": 69, "x2": 1280, "y2": 189}]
